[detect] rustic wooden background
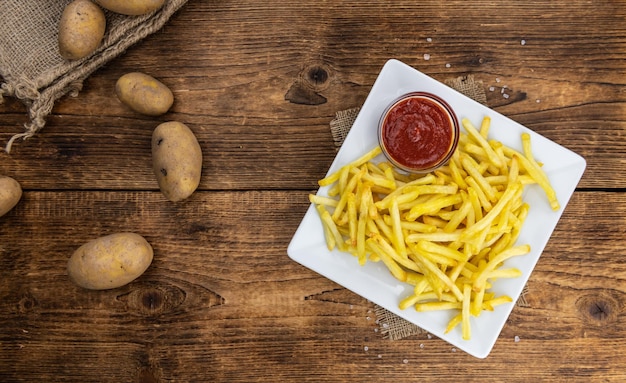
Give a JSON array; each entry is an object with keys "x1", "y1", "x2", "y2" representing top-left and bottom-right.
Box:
[{"x1": 1, "y1": 1, "x2": 625, "y2": 382}]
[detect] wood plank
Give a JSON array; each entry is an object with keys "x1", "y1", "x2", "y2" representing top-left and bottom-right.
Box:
[
  {"x1": 1, "y1": 190, "x2": 625, "y2": 381},
  {"x1": 2, "y1": 1, "x2": 625, "y2": 189}
]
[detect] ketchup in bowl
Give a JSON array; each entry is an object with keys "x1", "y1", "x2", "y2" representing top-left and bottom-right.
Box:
[{"x1": 378, "y1": 92, "x2": 459, "y2": 173}]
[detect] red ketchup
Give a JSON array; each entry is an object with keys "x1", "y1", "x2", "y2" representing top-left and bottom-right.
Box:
[{"x1": 378, "y1": 92, "x2": 459, "y2": 173}]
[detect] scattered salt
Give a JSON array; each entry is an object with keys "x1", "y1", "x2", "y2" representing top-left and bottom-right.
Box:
[
  {"x1": 503, "y1": 93, "x2": 510, "y2": 99},
  {"x1": 426, "y1": 37, "x2": 432, "y2": 42},
  {"x1": 423, "y1": 53, "x2": 431, "y2": 61},
  {"x1": 419, "y1": 343, "x2": 425, "y2": 349},
  {"x1": 521, "y1": 39, "x2": 526, "y2": 46},
  {"x1": 536, "y1": 99, "x2": 541, "y2": 103},
  {"x1": 403, "y1": 359, "x2": 409, "y2": 364},
  {"x1": 496, "y1": 77, "x2": 501, "y2": 83},
  {"x1": 378, "y1": 354, "x2": 383, "y2": 359},
  {"x1": 489, "y1": 86, "x2": 495, "y2": 92},
  {"x1": 514, "y1": 336, "x2": 521, "y2": 343},
  {"x1": 366, "y1": 316, "x2": 371, "y2": 321},
  {"x1": 364, "y1": 346, "x2": 369, "y2": 351},
  {"x1": 445, "y1": 63, "x2": 451, "y2": 68}
]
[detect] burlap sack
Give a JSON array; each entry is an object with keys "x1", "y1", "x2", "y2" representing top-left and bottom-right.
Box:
[{"x1": 0, "y1": 0, "x2": 188, "y2": 152}]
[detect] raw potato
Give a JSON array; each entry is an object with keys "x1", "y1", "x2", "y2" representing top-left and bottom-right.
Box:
[
  {"x1": 152, "y1": 121, "x2": 202, "y2": 202},
  {"x1": 67, "y1": 233, "x2": 153, "y2": 290},
  {"x1": 116, "y1": 72, "x2": 174, "y2": 116},
  {"x1": 0, "y1": 176, "x2": 22, "y2": 218},
  {"x1": 58, "y1": 0, "x2": 106, "y2": 60},
  {"x1": 94, "y1": 0, "x2": 165, "y2": 15}
]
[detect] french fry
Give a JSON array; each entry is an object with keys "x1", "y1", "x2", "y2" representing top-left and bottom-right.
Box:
[
  {"x1": 503, "y1": 144, "x2": 559, "y2": 211},
  {"x1": 367, "y1": 237, "x2": 408, "y2": 282},
  {"x1": 406, "y1": 193, "x2": 463, "y2": 221},
  {"x1": 309, "y1": 193, "x2": 339, "y2": 207},
  {"x1": 462, "y1": 284, "x2": 472, "y2": 340},
  {"x1": 389, "y1": 197, "x2": 408, "y2": 258},
  {"x1": 462, "y1": 117, "x2": 503, "y2": 168},
  {"x1": 318, "y1": 146, "x2": 382, "y2": 187},
  {"x1": 356, "y1": 185, "x2": 371, "y2": 264},
  {"x1": 309, "y1": 115, "x2": 560, "y2": 340}
]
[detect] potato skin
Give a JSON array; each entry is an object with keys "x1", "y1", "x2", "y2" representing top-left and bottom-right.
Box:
[
  {"x1": 116, "y1": 72, "x2": 174, "y2": 116},
  {"x1": 67, "y1": 233, "x2": 153, "y2": 290},
  {"x1": 0, "y1": 176, "x2": 22, "y2": 218},
  {"x1": 94, "y1": 0, "x2": 165, "y2": 15},
  {"x1": 58, "y1": 0, "x2": 106, "y2": 60},
  {"x1": 152, "y1": 121, "x2": 202, "y2": 202}
]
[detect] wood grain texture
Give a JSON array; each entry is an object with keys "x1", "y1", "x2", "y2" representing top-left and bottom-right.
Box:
[{"x1": 1, "y1": 0, "x2": 626, "y2": 382}]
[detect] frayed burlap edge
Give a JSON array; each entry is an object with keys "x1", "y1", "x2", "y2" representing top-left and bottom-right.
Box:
[
  {"x1": 329, "y1": 74, "x2": 531, "y2": 340},
  {"x1": 0, "y1": 0, "x2": 188, "y2": 153}
]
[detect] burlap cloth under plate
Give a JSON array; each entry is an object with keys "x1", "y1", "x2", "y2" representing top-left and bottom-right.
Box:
[
  {"x1": 0, "y1": 0, "x2": 188, "y2": 152},
  {"x1": 330, "y1": 75, "x2": 529, "y2": 340}
]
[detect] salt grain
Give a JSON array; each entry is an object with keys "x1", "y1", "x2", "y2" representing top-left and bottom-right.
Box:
[
  {"x1": 427, "y1": 334, "x2": 432, "y2": 339},
  {"x1": 503, "y1": 93, "x2": 510, "y2": 99},
  {"x1": 378, "y1": 354, "x2": 382, "y2": 359},
  {"x1": 364, "y1": 346, "x2": 369, "y2": 351},
  {"x1": 403, "y1": 359, "x2": 409, "y2": 364},
  {"x1": 423, "y1": 53, "x2": 431, "y2": 61},
  {"x1": 426, "y1": 37, "x2": 432, "y2": 42},
  {"x1": 445, "y1": 63, "x2": 451, "y2": 68},
  {"x1": 489, "y1": 86, "x2": 495, "y2": 92},
  {"x1": 419, "y1": 344, "x2": 425, "y2": 349},
  {"x1": 452, "y1": 348, "x2": 457, "y2": 352},
  {"x1": 536, "y1": 99, "x2": 541, "y2": 103},
  {"x1": 515, "y1": 336, "x2": 521, "y2": 343},
  {"x1": 521, "y1": 39, "x2": 526, "y2": 46},
  {"x1": 496, "y1": 77, "x2": 501, "y2": 83},
  {"x1": 382, "y1": 323, "x2": 389, "y2": 329},
  {"x1": 366, "y1": 316, "x2": 371, "y2": 320}
]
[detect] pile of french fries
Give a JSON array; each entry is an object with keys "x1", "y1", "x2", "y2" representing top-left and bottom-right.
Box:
[{"x1": 310, "y1": 116, "x2": 559, "y2": 340}]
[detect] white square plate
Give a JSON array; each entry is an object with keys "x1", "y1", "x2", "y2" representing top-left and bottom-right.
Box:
[{"x1": 287, "y1": 59, "x2": 586, "y2": 358}]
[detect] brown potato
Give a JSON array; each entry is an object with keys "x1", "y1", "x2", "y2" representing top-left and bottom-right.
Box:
[
  {"x1": 94, "y1": 0, "x2": 165, "y2": 15},
  {"x1": 58, "y1": 0, "x2": 106, "y2": 60},
  {"x1": 152, "y1": 121, "x2": 202, "y2": 202},
  {"x1": 115, "y1": 72, "x2": 174, "y2": 116},
  {"x1": 0, "y1": 176, "x2": 22, "y2": 218},
  {"x1": 67, "y1": 233, "x2": 153, "y2": 290}
]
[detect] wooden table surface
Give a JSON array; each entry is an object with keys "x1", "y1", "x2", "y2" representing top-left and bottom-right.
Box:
[{"x1": 1, "y1": 1, "x2": 625, "y2": 382}]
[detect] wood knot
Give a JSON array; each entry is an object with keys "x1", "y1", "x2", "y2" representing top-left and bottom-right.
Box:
[
  {"x1": 117, "y1": 283, "x2": 186, "y2": 317},
  {"x1": 464, "y1": 55, "x2": 484, "y2": 67},
  {"x1": 284, "y1": 63, "x2": 331, "y2": 105},
  {"x1": 307, "y1": 65, "x2": 329, "y2": 85},
  {"x1": 17, "y1": 293, "x2": 37, "y2": 313},
  {"x1": 576, "y1": 291, "x2": 620, "y2": 326}
]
